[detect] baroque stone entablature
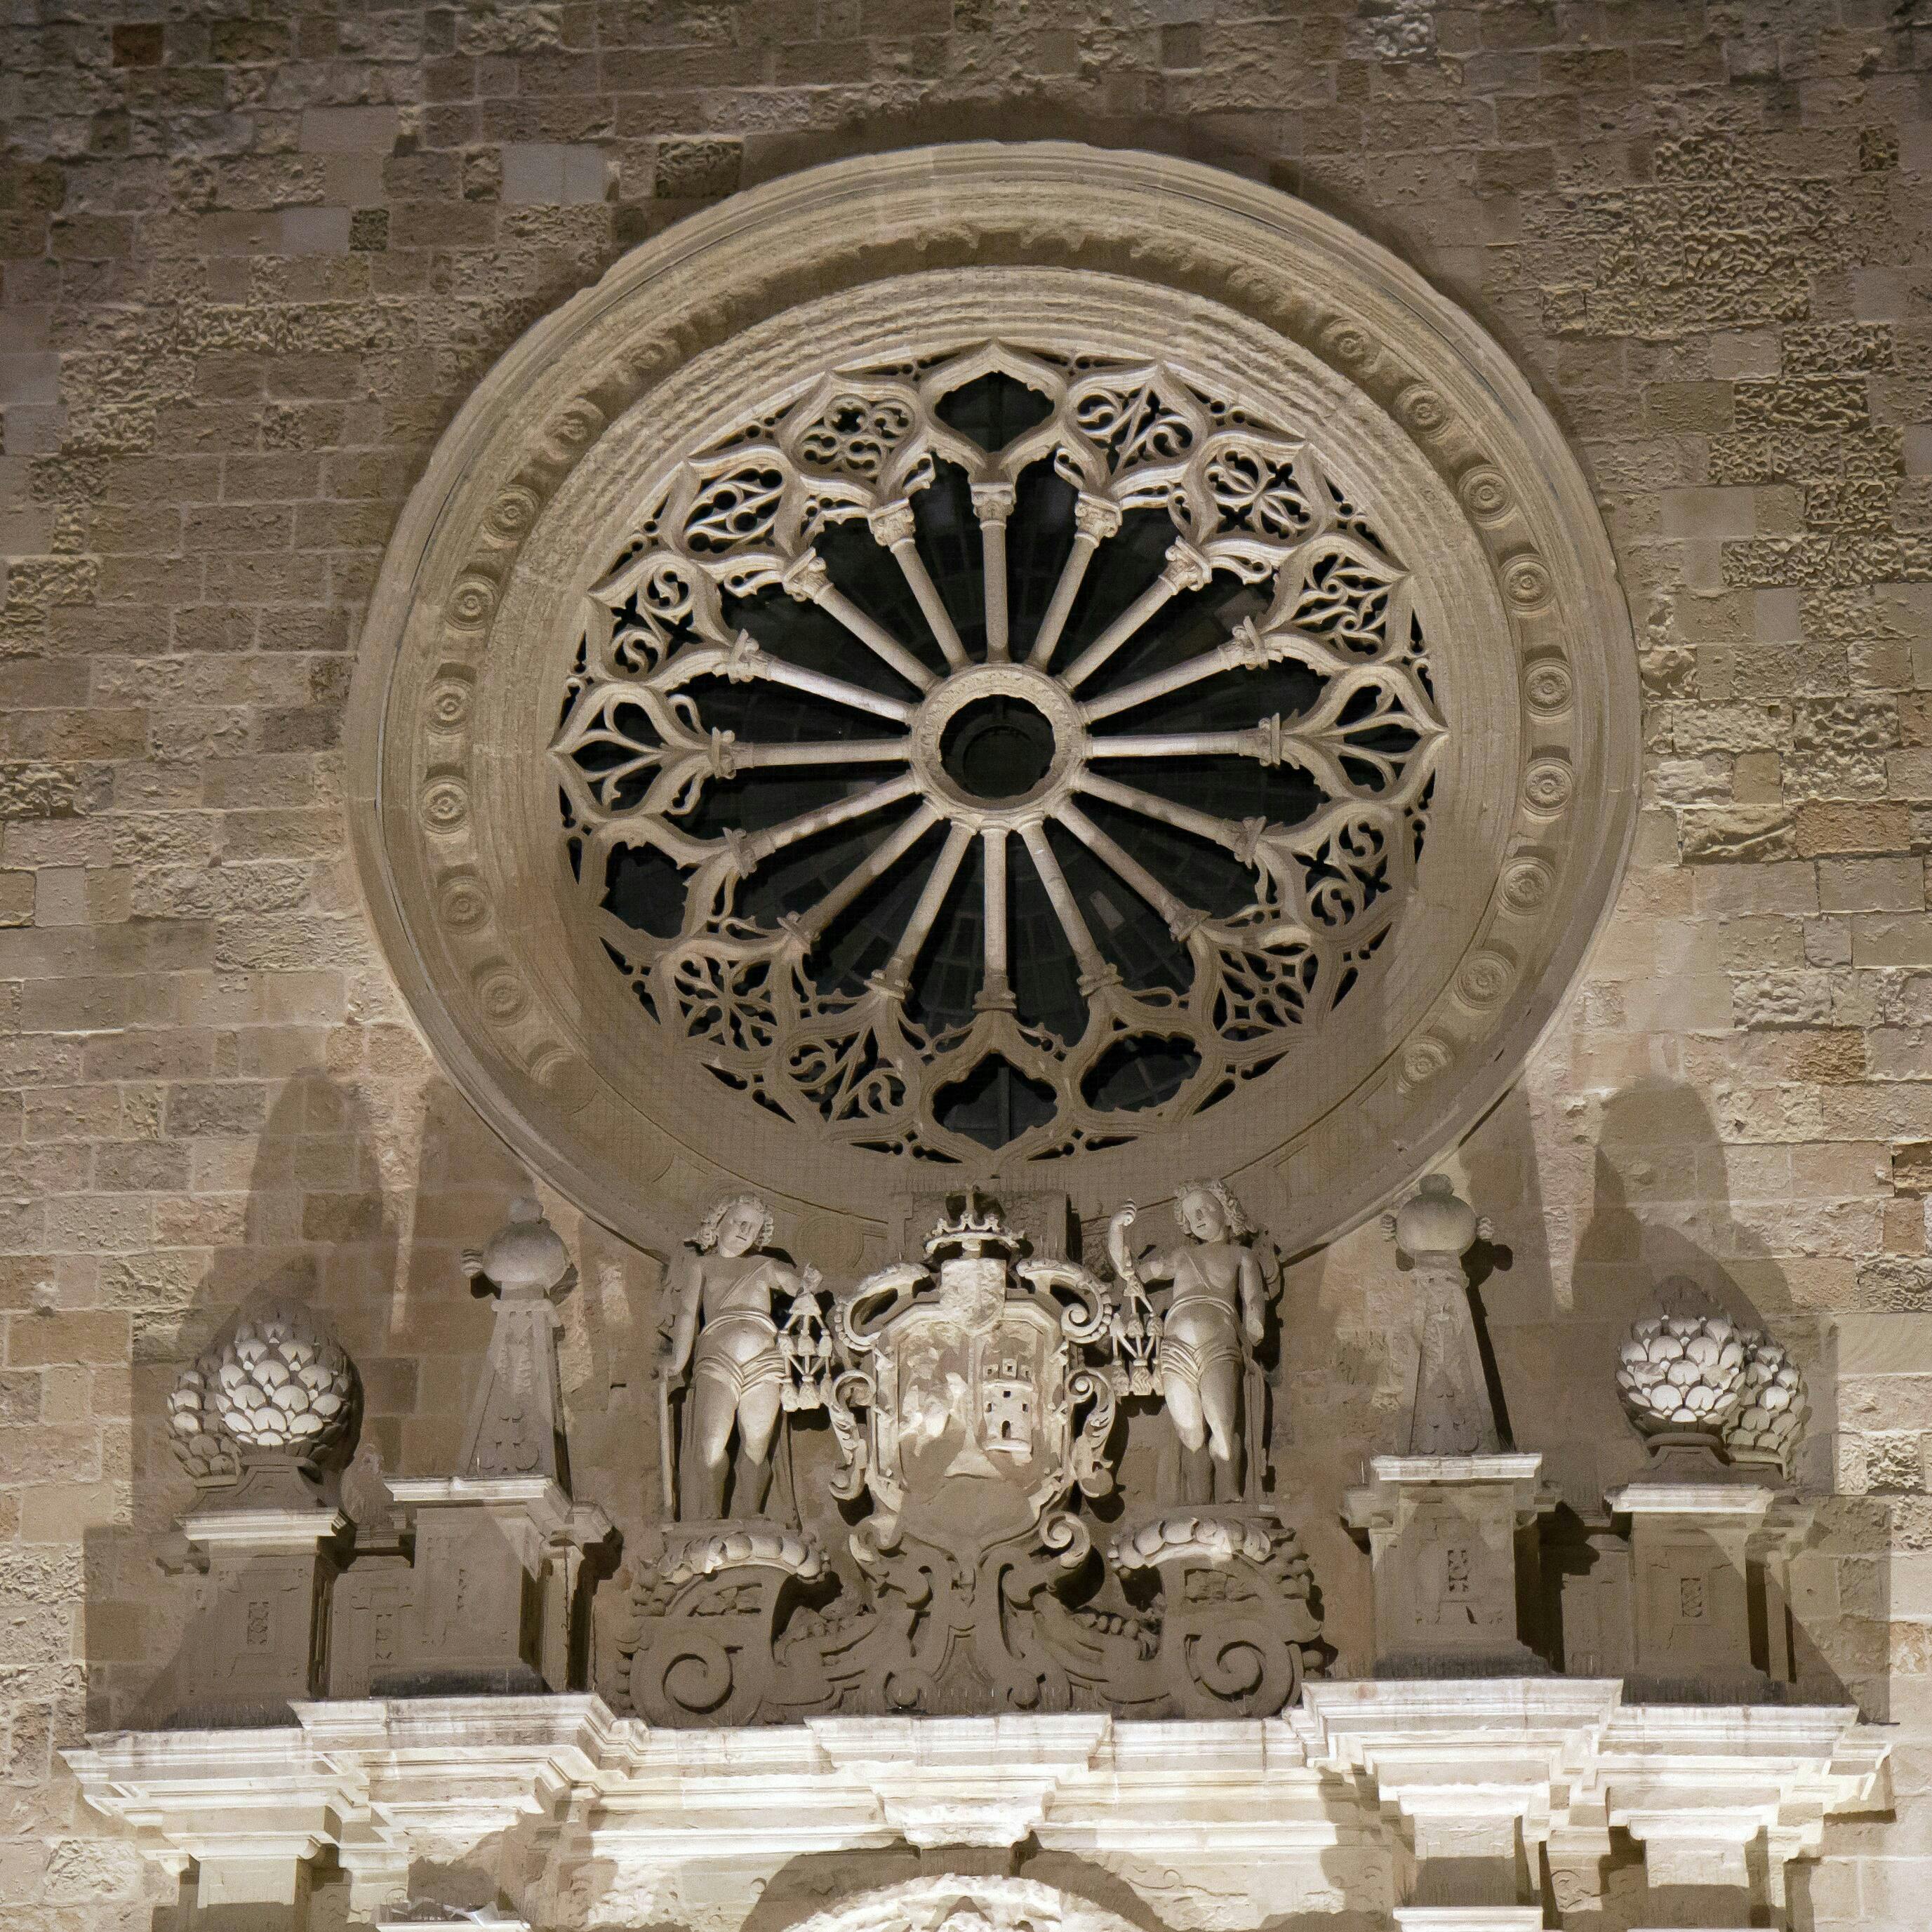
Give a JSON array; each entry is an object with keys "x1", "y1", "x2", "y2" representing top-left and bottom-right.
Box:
[
  {"x1": 345, "y1": 142, "x2": 1638, "y2": 1259},
  {"x1": 65, "y1": 1688, "x2": 1888, "y2": 1924}
]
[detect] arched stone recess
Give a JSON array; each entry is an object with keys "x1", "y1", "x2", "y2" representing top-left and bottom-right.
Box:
[
  {"x1": 346, "y1": 142, "x2": 1639, "y2": 1263},
  {"x1": 773, "y1": 1876, "x2": 1146, "y2": 1932}
]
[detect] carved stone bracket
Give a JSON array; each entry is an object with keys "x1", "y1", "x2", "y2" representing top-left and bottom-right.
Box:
[
  {"x1": 614, "y1": 1522, "x2": 829, "y2": 1728},
  {"x1": 1107, "y1": 1507, "x2": 1325, "y2": 1717}
]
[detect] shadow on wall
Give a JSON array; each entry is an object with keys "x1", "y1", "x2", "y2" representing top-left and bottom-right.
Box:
[
  {"x1": 1567, "y1": 1078, "x2": 1872, "y2": 1716},
  {"x1": 83, "y1": 1066, "x2": 660, "y2": 1747},
  {"x1": 83, "y1": 1071, "x2": 400, "y2": 1735}
]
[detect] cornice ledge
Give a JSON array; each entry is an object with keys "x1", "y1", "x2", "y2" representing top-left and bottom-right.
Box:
[
  {"x1": 1583, "y1": 1700, "x2": 1891, "y2": 1856},
  {"x1": 807, "y1": 1713, "x2": 1114, "y2": 1848},
  {"x1": 63, "y1": 1722, "x2": 365, "y2": 1879},
  {"x1": 65, "y1": 1692, "x2": 1893, "y2": 1879}
]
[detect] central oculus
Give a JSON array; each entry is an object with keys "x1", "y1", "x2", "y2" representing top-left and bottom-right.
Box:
[
  {"x1": 910, "y1": 662, "x2": 1083, "y2": 825},
  {"x1": 941, "y1": 696, "x2": 1057, "y2": 800}
]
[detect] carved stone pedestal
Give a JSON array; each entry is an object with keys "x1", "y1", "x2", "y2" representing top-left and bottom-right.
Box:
[
  {"x1": 171, "y1": 1495, "x2": 347, "y2": 1726},
  {"x1": 375, "y1": 1475, "x2": 611, "y2": 1696},
  {"x1": 1343, "y1": 1455, "x2": 1554, "y2": 1674},
  {"x1": 1594, "y1": 1466, "x2": 1808, "y2": 1698}
]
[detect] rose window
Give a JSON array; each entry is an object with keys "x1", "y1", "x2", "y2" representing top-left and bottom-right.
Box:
[{"x1": 552, "y1": 346, "x2": 1445, "y2": 1164}]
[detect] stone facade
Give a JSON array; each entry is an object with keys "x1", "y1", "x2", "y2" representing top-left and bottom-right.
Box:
[{"x1": 2, "y1": 1, "x2": 1932, "y2": 1928}]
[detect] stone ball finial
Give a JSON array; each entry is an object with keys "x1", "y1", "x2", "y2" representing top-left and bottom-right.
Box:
[
  {"x1": 467, "y1": 1194, "x2": 572, "y2": 1298},
  {"x1": 1722, "y1": 1328, "x2": 1808, "y2": 1478},
  {"x1": 170, "y1": 1299, "x2": 359, "y2": 1475},
  {"x1": 1615, "y1": 1283, "x2": 1746, "y2": 1444},
  {"x1": 1383, "y1": 1172, "x2": 1487, "y2": 1258}
]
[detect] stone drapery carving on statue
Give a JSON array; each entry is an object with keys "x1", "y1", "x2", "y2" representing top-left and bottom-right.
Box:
[
  {"x1": 616, "y1": 1188, "x2": 1324, "y2": 1723},
  {"x1": 1107, "y1": 1177, "x2": 1272, "y2": 1504},
  {"x1": 654, "y1": 1192, "x2": 828, "y2": 1521}
]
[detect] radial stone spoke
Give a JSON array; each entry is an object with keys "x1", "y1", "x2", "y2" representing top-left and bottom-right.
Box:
[
  {"x1": 973, "y1": 485, "x2": 1015, "y2": 662},
  {"x1": 792, "y1": 800, "x2": 942, "y2": 946},
  {"x1": 1053, "y1": 800, "x2": 1201, "y2": 938},
  {"x1": 978, "y1": 825, "x2": 1014, "y2": 1011},
  {"x1": 739, "y1": 771, "x2": 924, "y2": 871},
  {"x1": 1086, "y1": 723, "x2": 1281, "y2": 764},
  {"x1": 1060, "y1": 540, "x2": 1209, "y2": 693},
  {"x1": 1027, "y1": 495, "x2": 1120, "y2": 669},
  {"x1": 727, "y1": 738, "x2": 910, "y2": 772},
  {"x1": 748, "y1": 648, "x2": 915, "y2": 724},
  {"x1": 873, "y1": 502, "x2": 969, "y2": 671},
  {"x1": 787, "y1": 553, "x2": 938, "y2": 693},
  {"x1": 1078, "y1": 621, "x2": 1297, "y2": 724},
  {"x1": 879, "y1": 821, "x2": 975, "y2": 995},
  {"x1": 1074, "y1": 770, "x2": 1252, "y2": 858},
  {"x1": 1019, "y1": 822, "x2": 1111, "y2": 988}
]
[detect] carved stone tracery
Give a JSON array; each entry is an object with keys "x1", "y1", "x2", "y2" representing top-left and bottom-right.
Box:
[
  {"x1": 348, "y1": 142, "x2": 1638, "y2": 1262},
  {"x1": 552, "y1": 344, "x2": 1444, "y2": 1165}
]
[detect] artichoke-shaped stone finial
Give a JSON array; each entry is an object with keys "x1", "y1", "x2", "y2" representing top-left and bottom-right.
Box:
[
  {"x1": 1615, "y1": 1283, "x2": 1746, "y2": 1447},
  {"x1": 165, "y1": 1362, "x2": 241, "y2": 1487},
  {"x1": 1721, "y1": 1328, "x2": 1808, "y2": 1478},
  {"x1": 168, "y1": 1299, "x2": 359, "y2": 1486}
]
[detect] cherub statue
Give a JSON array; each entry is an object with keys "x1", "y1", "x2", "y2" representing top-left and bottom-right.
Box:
[
  {"x1": 657, "y1": 1193, "x2": 822, "y2": 1521},
  {"x1": 1108, "y1": 1178, "x2": 1270, "y2": 1505}
]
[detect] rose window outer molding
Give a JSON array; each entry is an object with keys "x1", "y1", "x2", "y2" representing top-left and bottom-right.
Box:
[{"x1": 347, "y1": 142, "x2": 1639, "y2": 1261}]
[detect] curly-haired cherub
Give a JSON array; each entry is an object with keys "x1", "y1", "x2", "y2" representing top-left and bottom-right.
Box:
[{"x1": 1108, "y1": 1178, "x2": 1268, "y2": 1505}]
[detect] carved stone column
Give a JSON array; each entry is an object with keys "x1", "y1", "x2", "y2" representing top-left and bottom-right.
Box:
[
  {"x1": 1343, "y1": 1176, "x2": 1552, "y2": 1674},
  {"x1": 1385, "y1": 1173, "x2": 1498, "y2": 1456}
]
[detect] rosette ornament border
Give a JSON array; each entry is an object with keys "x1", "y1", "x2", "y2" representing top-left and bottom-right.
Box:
[{"x1": 347, "y1": 142, "x2": 1637, "y2": 1258}]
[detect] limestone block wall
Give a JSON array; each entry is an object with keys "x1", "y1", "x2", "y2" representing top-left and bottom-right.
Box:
[{"x1": 0, "y1": 0, "x2": 1929, "y2": 1925}]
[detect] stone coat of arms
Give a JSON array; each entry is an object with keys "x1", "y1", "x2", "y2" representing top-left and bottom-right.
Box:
[{"x1": 616, "y1": 1190, "x2": 1324, "y2": 1721}]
